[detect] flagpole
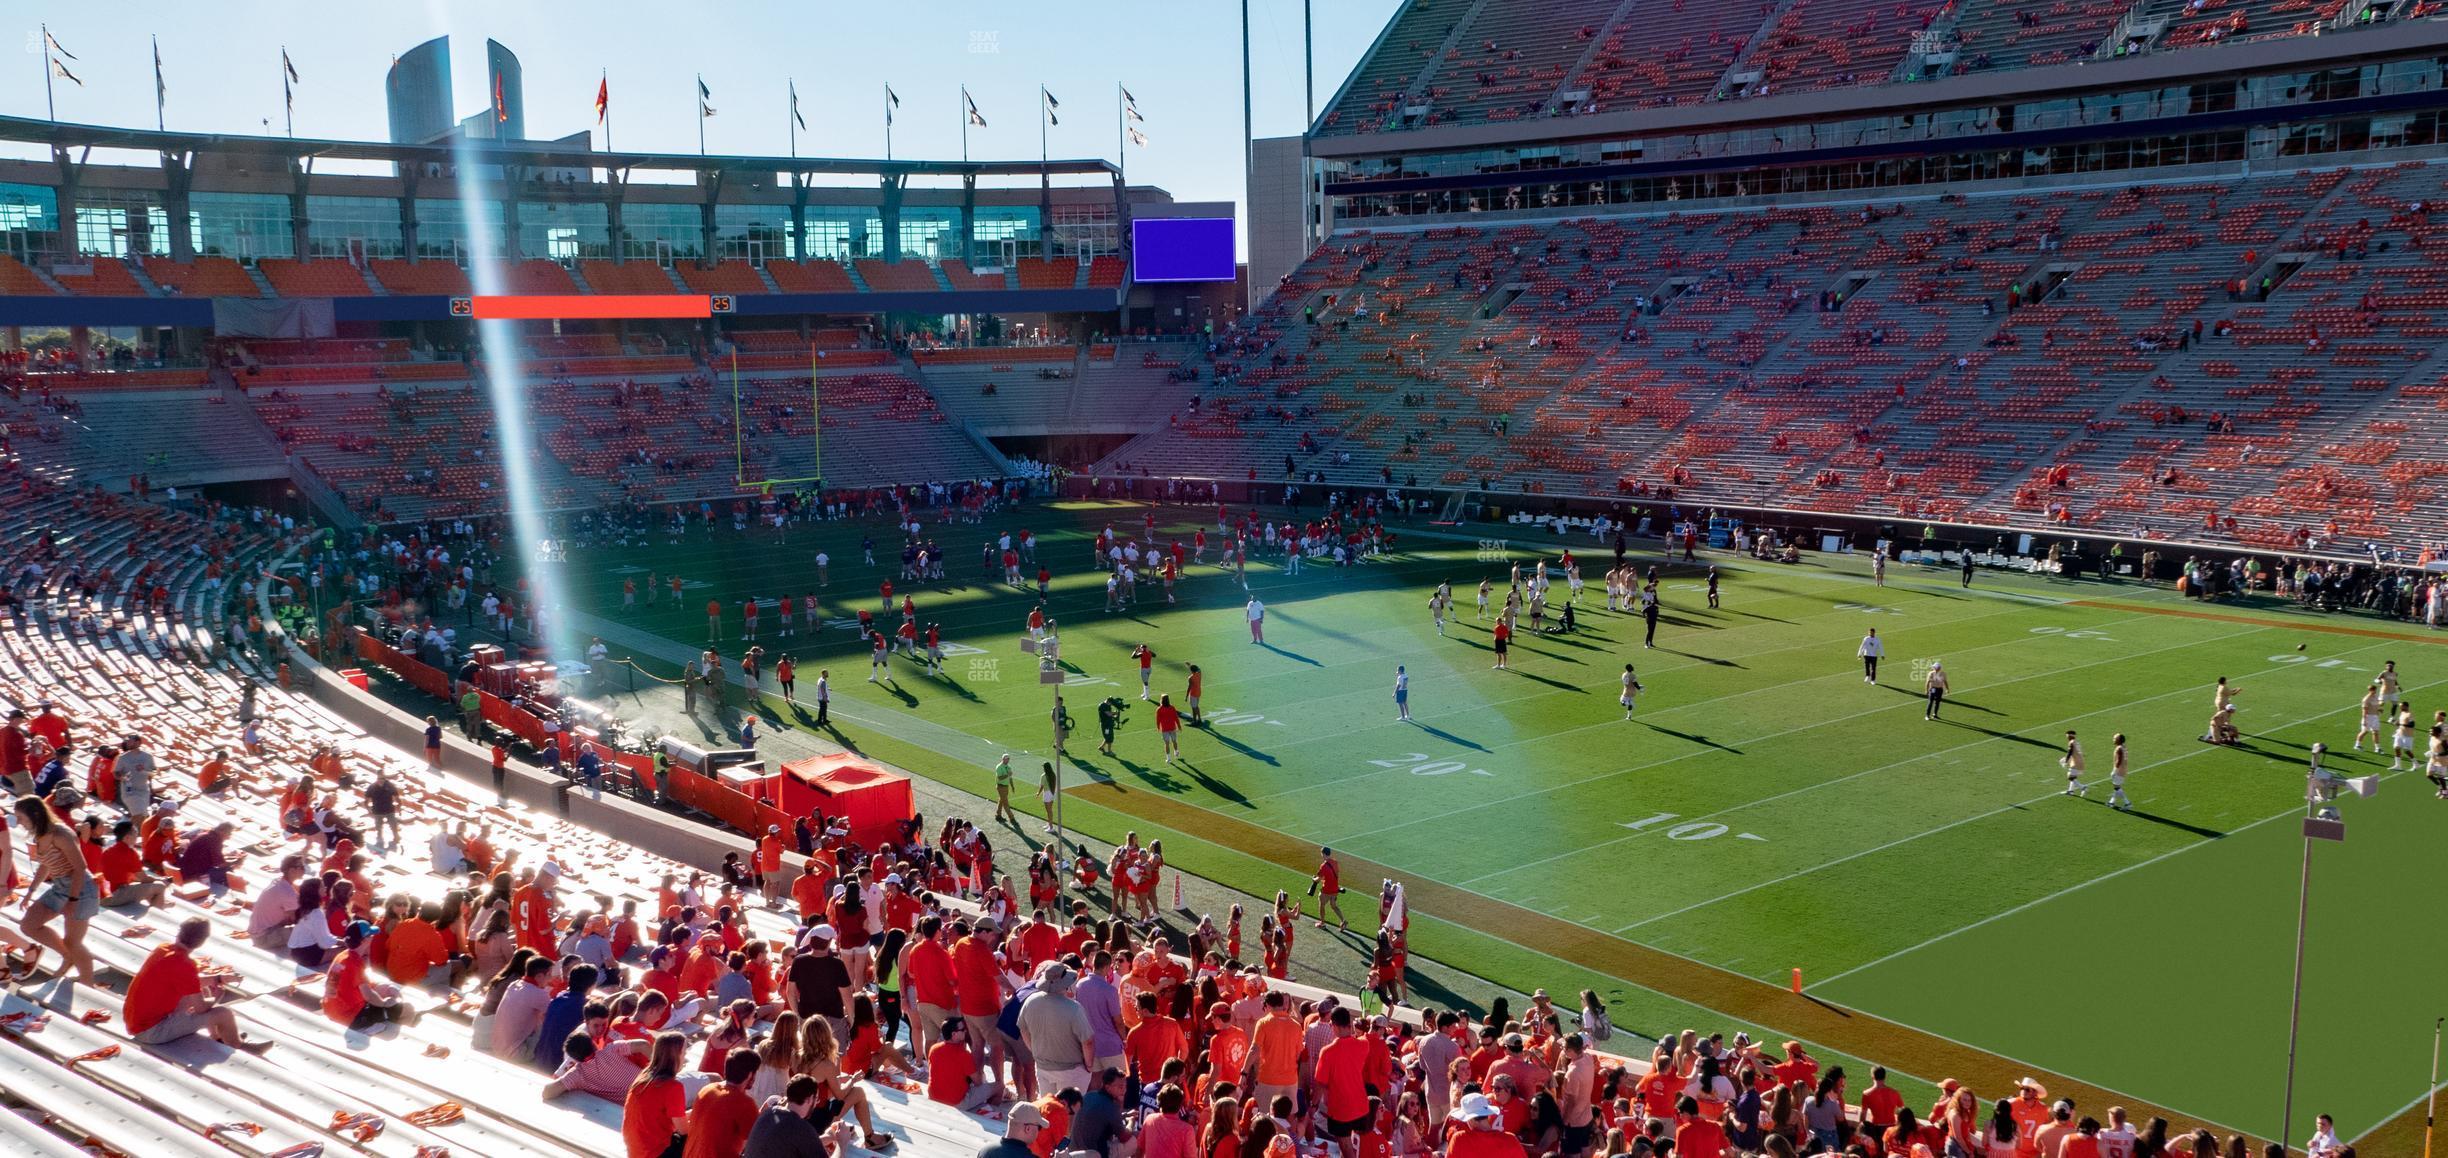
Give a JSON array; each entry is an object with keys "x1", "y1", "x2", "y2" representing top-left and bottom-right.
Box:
[
  {"x1": 1039, "y1": 85, "x2": 1048, "y2": 171},
  {"x1": 960, "y1": 86, "x2": 969, "y2": 163},
  {"x1": 789, "y1": 80, "x2": 797, "y2": 160},
  {"x1": 283, "y1": 46, "x2": 293, "y2": 138},
  {"x1": 884, "y1": 84, "x2": 893, "y2": 161},
  {"x1": 698, "y1": 73, "x2": 706, "y2": 155},
  {"x1": 1116, "y1": 82, "x2": 1125, "y2": 189},
  {"x1": 154, "y1": 35, "x2": 165, "y2": 131},
  {"x1": 42, "y1": 24, "x2": 55, "y2": 122}
]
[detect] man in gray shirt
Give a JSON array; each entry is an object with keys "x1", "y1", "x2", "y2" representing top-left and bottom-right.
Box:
[
  {"x1": 115, "y1": 735, "x2": 156, "y2": 814},
  {"x1": 1417, "y1": 1010, "x2": 1464, "y2": 1122},
  {"x1": 1074, "y1": 950, "x2": 1127, "y2": 1074},
  {"x1": 1016, "y1": 963, "x2": 1097, "y2": 1096}
]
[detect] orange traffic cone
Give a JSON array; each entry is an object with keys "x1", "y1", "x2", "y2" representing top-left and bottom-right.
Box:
[{"x1": 1791, "y1": 968, "x2": 1803, "y2": 994}]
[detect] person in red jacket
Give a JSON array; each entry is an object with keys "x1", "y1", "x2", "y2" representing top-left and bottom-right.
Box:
[{"x1": 512, "y1": 863, "x2": 561, "y2": 954}]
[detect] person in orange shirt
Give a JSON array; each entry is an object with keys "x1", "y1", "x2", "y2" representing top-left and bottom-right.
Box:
[
  {"x1": 1197, "y1": 1001, "x2": 1248, "y2": 1103},
  {"x1": 1246, "y1": 990, "x2": 1303, "y2": 1109},
  {"x1": 623, "y1": 1033, "x2": 691, "y2": 1158},
  {"x1": 512, "y1": 864, "x2": 560, "y2": 954},
  {"x1": 123, "y1": 918, "x2": 269, "y2": 1051},
  {"x1": 756, "y1": 827, "x2": 785, "y2": 907},
  {"x1": 790, "y1": 857, "x2": 831, "y2": 923},
  {"x1": 1671, "y1": 1096, "x2": 1729, "y2": 1158},
  {"x1": 682, "y1": 1048, "x2": 760, "y2": 1158},
  {"x1": 196, "y1": 748, "x2": 232, "y2": 795},
  {"x1": 706, "y1": 598, "x2": 724, "y2": 642},
  {"x1": 385, "y1": 901, "x2": 459, "y2": 987},
  {"x1": 1124, "y1": 991, "x2": 1190, "y2": 1085}
]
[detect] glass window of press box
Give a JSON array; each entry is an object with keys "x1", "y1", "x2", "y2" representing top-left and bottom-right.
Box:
[
  {"x1": 305, "y1": 196, "x2": 405, "y2": 259},
  {"x1": 187, "y1": 192, "x2": 296, "y2": 259},
  {"x1": 414, "y1": 198, "x2": 504, "y2": 262},
  {"x1": 520, "y1": 201, "x2": 611, "y2": 261},
  {"x1": 0, "y1": 182, "x2": 57, "y2": 262},
  {"x1": 714, "y1": 204, "x2": 792, "y2": 263}
]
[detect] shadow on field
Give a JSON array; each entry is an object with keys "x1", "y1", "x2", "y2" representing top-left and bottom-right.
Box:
[
  {"x1": 1655, "y1": 647, "x2": 1743, "y2": 668},
  {"x1": 1722, "y1": 609, "x2": 1796, "y2": 624},
  {"x1": 1639, "y1": 722, "x2": 1742, "y2": 754},
  {"x1": 1205, "y1": 730, "x2": 1281, "y2": 767},
  {"x1": 1410, "y1": 721, "x2": 1488, "y2": 751},
  {"x1": 1176, "y1": 759, "x2": 1255, "y2": 807},
  {"x1": 1506, "y1": 668, "x2": 1588, "y2": 693},
  {"x1": 2113, "y1": 804, "x2": 2227, "y2": 839},
  {"x1": 1259, "y1": 643, "x2": 1323, "y2": 666},
  {"x1": 1934, "y1": 720, "x2": 2057, "y2": 750}
]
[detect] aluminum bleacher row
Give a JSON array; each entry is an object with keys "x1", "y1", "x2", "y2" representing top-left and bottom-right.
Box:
[
  {"x1": 0, "y1": 479, "x2": 1013, "y2": 1158},
  {"x1": 5, "y1": 254, "x2": 1124, "y2": 298},
  {"x1": 1100, "y1": 159, "x2": 2448, "y2": 557}
]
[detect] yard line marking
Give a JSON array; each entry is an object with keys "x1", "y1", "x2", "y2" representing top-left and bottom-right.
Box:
[
  {"x1": 1613, "y1": 648, "x2": 2413, "y2": 935},
  {"x1": 1333, "y1": 611, "x2": 2181, "y2": 851},
  {"x1": 1804, "y1": 765, "x2": 2425, "y2": 994}
]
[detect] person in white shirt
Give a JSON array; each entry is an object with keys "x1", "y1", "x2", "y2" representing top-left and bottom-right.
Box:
[
  {"x1": 1246, "y1": 597, "x2": 1265, "y2": 644},
  {"x1": 2096, "y1": 1107, "x2": 2137, "y2": 1158},
  {"x1": 1858, "y1": 629, "x2": 1884, "y2": 683},
  {"x1": 1619, "y1": 664, "x2": 1644, "y2": 720},
  {"x1": 1924, "y1": 660, "x2": 1950, "y2": 721},
  {"x1": 1872, "y1": 547, "x2": 1888, "y2": 587},
  {"x1": 1393, "y1": 666, "x2": 1410, "y2": 722},
  {"x1": 2107, "y1": 734, "x2": 2131, "y2": 811},
  {"x1": 2305, "y1": 1113, "x2": 2342, "y2": 1158}
]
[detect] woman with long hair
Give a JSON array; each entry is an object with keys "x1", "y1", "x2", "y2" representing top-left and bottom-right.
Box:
[
  {"x1": 2135, "y1": 1117, "x2": 2172, "y2": 1158},
  {"x1": 842, "y1": 992, "x2": 918, "y2": 1079},
  {"x1": 1202, "y1": 1095, "x2": 1243, "y2": 1158},
  {"x1": 623, "y1": 1031, "x2": 691, "y2": 1158},
  {"x1": 797, "y1": 1006, "x2": 892, "y2": 1149},
  {"x1": 873, "y1": 927, "x2": 909, "y2": 1044},
  {"x1": 1978, "y1": 1098, "x2": 2020, "y2": 1158},
  {"x1": 13, "y1": 796, "x2": 98, "y2": 985},
  {"x1": 749, "y1": 1011, "x2": 803, "y2": 1104},
  {"x1": 1237, "y1": 1114, "x2": 1278, "y2": 1158}
]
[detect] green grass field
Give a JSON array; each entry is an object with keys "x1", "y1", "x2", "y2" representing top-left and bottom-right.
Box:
[{"x1": 549, "y1": 502, "x2": 2447, "y2": 1144}]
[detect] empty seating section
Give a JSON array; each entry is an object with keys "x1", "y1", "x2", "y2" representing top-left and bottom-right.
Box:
[
  {"x1": 1317, "y1": 0, "x2": 1481, "y2": 134},
  {"x1": 1013, "y1": 258, "x2": 1080, "y2": 290},
  {"x1": 1087, "y1": 255, "x2": 1128, "y2": 286},
  {"x1": 1583, "y1": 1, "x2": 1758, "y2": 110},
  {"x1": 0, "y1": 255, "x2": 56, "y2": 294},
  {"x1": 726, "y1": 328, "x2": 808, "y2": 352},
  {"x1": 1099, "y1": 161, "x2": 2448, "y2": 554},
  {"x1": 577, "y1": 259, "x2": 681, "y2": 294},
  {"x1": 939, "y1": 258, "x2": 1005, "y2": 290},
  {"x1": 250, "y1": 384, "x2": 526, "y2": 521},
  {"x1": 502, "y1": 258, "x2": 579, "y2": 295},
  {"x1": 257, "y1": 257, "x2": 373, "y2": 296},
  {"x1": 143, "y1": 257, "x2": 258, "y2": 297},
  {"x1": 367, "y1": 258, "x2": 471, "y2": 295},
  {"x1": 51, "y1": 258, "x2": 149, "y2": 297},
  {"x1": 1746, "y1": 0, "x2": 1950, "y2": 93},
  {"x1": 1415, "y1": 0, "x2": 1617, "y2": 125},
  {"x1": 677, "y1": 259, "x2": 769, "y2": 295},
  {"x1": 0, "y1": 389, "x2": 285, "y2": 488},
  {"x1": 1947, "y1": 0, "x2": 2128, "y2": 71},
  {"x1": 234, "y1": 338, "x2": 411, "y2": 365},
  {"x1": 763, "y1": 258, "x2": 858, "y2": 293},
  {"x1": 801, "y1": 373, "x2": 1002, "y2": 483},
  {"x1": 913, "y1": 346, "x2": 1078, "y2": 367},
  {"x1": 855, "y1": 258, "x2": 941, "y2": 292}
]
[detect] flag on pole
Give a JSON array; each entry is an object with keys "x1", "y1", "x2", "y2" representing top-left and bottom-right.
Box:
[
  {"x1": 1044, "y1": 88, "x2": 1059, "y2": 126},
  {"x1": 699, "y1": 76, "x2": 715, "y2": 117},
  {"x1": 283, "y1": 49, "x2": 299, "y2": 85},
  {"x1": 885, "y1": 85, "x2": 899, "y2": 125},
  {"x1": 51, "y1": 59, "x2": 82, "y2": 87},
  {"x1": 45, "y1": 31, "x2": 76, "y2": 61},
  {"x1": 1128, "y1": 127, "x2": 1148, "y2": 147},
  {"x1": 594, "y1": 74, "x2": 609, "y2": 123},
  {"x1": 153, "y1": 37, "x2": 166, "y2": 107},
  {"x1": 791, "y1": 81, "x2": 806, "y2": 130},
  {"x1": 965, "y1": 91, "x2": 987, "y2": 127}
]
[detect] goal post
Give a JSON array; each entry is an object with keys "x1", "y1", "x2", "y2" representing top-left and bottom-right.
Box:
[{"x1": 730, "y1": 345, "x2": 824, "y2": 491}]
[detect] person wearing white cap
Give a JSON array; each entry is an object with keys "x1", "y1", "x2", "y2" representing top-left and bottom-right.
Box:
[
  {"x1": 1448, "y1": 1093, "x2": 1527, "y2": 1158},
  {"x1": 1018, "y1": 962, "x2": 1097, "y2": 1098},
  {"x1": 1923, "y1": 659, "x2": 1950, "y2": 721},
  {"x1": 784, "y1": 921, "x2": 854, "y2": 1043}
]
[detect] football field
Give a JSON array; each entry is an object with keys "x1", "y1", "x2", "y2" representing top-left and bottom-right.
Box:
[{"x1": 555, "y1": 501, "x2": 2447, "y2": 1144}]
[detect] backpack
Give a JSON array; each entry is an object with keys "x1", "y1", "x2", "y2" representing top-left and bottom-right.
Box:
[{"x1": 1587, "y1": 1005, "x2": 1614, "y2": 1043}]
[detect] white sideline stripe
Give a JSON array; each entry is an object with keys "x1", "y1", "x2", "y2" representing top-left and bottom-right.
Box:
[
  {"x1": 1805, "y1": 765, "x2": 2424, "y2": 995},
  {"x1": 1341, "y1": 610, "x2": 2177, "y2": 853},
  {"x1": 1616, "y1": 645, "x2": 2415, "y2": 935}
]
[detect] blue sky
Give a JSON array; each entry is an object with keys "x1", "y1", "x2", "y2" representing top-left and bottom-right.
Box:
[{"x1": 9, "y1": 1, "x2": 1399, "y2": 255}]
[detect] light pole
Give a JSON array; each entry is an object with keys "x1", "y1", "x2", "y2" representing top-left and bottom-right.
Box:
[{"x1": 2282, "y1": 760, "x2": 2361, "y2": 1156}]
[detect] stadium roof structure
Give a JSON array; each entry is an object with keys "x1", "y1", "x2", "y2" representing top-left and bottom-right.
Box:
[{"x1": 0, "y1": 114, "x2": 1122, "y2": 182}]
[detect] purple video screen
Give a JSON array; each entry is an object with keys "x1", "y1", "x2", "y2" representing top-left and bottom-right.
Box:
[{"x1": 1131, "y1": 218, "x2": 1237, "y2": 282}]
